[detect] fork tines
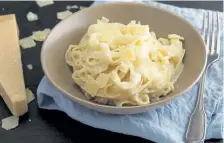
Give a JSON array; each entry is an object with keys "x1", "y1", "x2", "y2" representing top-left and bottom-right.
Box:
[{"x1": 202, "y1": 12, "x2": 220, "y2": 55}]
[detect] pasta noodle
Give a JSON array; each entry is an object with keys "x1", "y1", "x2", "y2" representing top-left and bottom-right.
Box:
[{"x1": 65, "y1": 17, "x2": 185, "y2": 106}]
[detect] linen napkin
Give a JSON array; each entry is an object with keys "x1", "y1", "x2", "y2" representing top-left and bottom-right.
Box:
[{"x1": 37, "y1": 1, "x2": 224, "y2": 143}]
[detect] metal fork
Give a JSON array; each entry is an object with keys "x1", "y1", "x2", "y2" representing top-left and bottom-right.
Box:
[{"x1": 185, "y1": 12, "x2": 221, "y2": 143}]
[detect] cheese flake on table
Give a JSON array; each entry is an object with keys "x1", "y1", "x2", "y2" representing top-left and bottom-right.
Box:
[
  {"x1": 57, "y1": 10, "x2": 73, "y2": 20},
  {"x1": 1, "y1": 116, "x2": 19, "y2": 130},
  {"x1": 27, "y1": 12, "x2": 38, "y2": 21},
  {"x1": 66, "y1": 5, "x2": 78, "y2": 10},
  {"x1": 19, "y1": 36, "x2": 36, "y2": 49},
  {"x1": 36, "y1": 0, "x2": 54, "y2": 7},
  {"x1": 32, "y1": 28, "x2": 51, "y2": 41},
  {"x1": 27, "y1": 64, "x2": 33, "y2": 70}
]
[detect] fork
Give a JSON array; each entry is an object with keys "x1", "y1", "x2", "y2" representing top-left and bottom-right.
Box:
[{"x1": 185, "y1": 12, "x2": 221, "y2": 143}]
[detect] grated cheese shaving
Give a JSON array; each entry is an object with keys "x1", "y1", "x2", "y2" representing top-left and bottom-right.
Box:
[
  {"x1": 66, "y1": 5, "x2": 78, "y2": 10},
  {"x1": 168, "y1": 34, "x2": 184, "y2": 40},
  {"x1": 101, "y1": 17, "x2": 109, "y2": 23},
  {"x1": 27, "y1": 12, "x2": 38, "y2": 21},
  {"x1": 57, "y1": 10, "x2": 72, "y2": 20},
  {"x1": 26, "y1": 88, "x2": 35, "y2": 104},
  {"x1": 27, "y1": 64, "x2": 33, "y2": 70},
  {"x1": 19, "y1": 36, "x2": 36, "y2": 49},
  {"x1": 36, "y1": 0, "x2": 54, "y2": 7},
  {"x1": 32, "y1": 28, "x2": 51, "y2": 41},
  {"x1": 1, "y1": 116, "x2": 19, "y2": 130}
]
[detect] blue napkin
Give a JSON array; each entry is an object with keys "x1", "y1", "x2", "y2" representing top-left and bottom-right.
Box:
[{"x1": 37, "y1": 1, "x2": 224, "y2": 143}]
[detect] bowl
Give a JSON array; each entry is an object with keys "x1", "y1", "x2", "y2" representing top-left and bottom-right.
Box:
[{"x1": 41, "y1": 2, "x2": 207, "y2": 114}]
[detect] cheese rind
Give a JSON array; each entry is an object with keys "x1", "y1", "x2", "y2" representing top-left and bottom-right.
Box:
[{"x1": 0, "y1": 14, "x2": 28, "y2": 116}]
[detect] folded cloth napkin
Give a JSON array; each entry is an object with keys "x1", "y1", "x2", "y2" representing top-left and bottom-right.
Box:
[{"x1": 37, "y1": 1, "x2": 224, "y2": 143}]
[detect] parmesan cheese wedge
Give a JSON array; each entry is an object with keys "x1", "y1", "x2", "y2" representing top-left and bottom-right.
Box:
[{"x1": 0, "y1": 14, "x2": 28, "y2": 116}]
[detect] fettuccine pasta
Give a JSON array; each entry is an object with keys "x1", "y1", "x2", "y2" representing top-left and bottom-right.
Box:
[{"x1": 65, "y1": 17, "x2": 185, "y2": 106}]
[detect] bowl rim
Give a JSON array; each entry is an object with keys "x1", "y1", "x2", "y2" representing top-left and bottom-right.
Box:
[{"x1": 41, "y1": 2, "x2": 207, "y2": 110}]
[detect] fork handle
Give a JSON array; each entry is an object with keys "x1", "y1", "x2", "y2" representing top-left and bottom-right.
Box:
[{"x1": 185, "y1": 71, "x2": 207, "y2": 143}]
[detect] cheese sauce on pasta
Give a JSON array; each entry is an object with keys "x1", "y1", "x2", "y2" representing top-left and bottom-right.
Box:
[{"x1": 65, "y1": 17, "x2": 185, "y2": 106}]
